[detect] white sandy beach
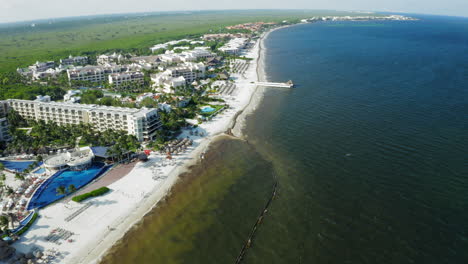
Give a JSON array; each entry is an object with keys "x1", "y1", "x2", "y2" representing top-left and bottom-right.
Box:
[{"x1": 11, "y1": 27, "x2": 284, "y2": 264}]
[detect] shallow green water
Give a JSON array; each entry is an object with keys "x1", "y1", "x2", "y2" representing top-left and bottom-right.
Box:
[{"x1": 100, "y1": 138, "x2": 274, "y2": 264}]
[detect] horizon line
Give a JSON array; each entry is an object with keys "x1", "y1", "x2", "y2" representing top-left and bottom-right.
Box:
[{"x1": 0, "y1": 8, "x2": 466, "y2": 26}]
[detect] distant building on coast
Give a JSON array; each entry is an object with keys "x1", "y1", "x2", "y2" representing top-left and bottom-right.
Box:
[
  {"x1": 149, "y1": 39, "x2": 192, "y2": 53},
  {"x1": 202, "y1": 33, "x2": 249, "y2": 40}
]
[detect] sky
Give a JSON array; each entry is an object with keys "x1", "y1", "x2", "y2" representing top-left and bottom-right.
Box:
[{"x1": 0, "y1": 0, "x2": 467, "y2": 23}]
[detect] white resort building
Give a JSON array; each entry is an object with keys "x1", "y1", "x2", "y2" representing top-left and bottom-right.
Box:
[
  {"x1": 67, "y1": 65, "x2": 130, "y2": 83},
  {"x1": 60, "y1": 55, "x2": 88, "y2": 66},
  {"x1": 44, "y1": 147, "x2": 95, "y2": 172},
  {"x1": 3, "y1": 99, "x2": 162, "y2": 141},
  {"x1": 151, "y1": 62, "x2": 205, "y2": 92},
  {"x1": 219, "y1": 38, "x2": 249, "y2": 54},
  {"x1": 64, "y1": 90, "x2": 82, "y2": 103},
  {"x1": 160, "y1": 53, "x2": 182, "y2": 64},
  {"x1": 151, "y1": 75, "x2": 186, "y2": 93},
  {"x1": 149, "y1": 39, "x2": 192, "y2": 53},
  {"x1": 31, "y1": 68, "x2": 60, "y2": 81},
  {"x1": 97, "y1": 53, "x2": 124, "y2": 65},
  {"x1": 179, "y1": 48, "x2": 215, "y2": 62},
  {"x1": 129, "y1": 56, "x2": 164, "y2": 70},
  {"x1": 165, "y1": 62, "x2": 206, "y2": 82},
  {"x1": 108, "y1": 71, "x2": 144, "y2": 89},
  {"x1": 28, "y1": 61, "x2": 55, "y2": 72},
  {"x1": 17, "y1": 61, "x2": 58, "y2": 80}
]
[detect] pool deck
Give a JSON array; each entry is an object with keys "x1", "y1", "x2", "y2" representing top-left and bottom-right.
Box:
[{"x1": 64, "y1": 162, "x2": 137, "y2": 202}]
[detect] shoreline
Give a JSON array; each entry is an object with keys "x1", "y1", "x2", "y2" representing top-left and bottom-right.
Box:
[
  {"x1": 230, "y1": 24, "x2": 291, "y2": 137},
  {"x1": 85, "y1": 28, "x2": 273, "y2": 262},
  {"x1": 85, "y1": 25, "x2": 288, "y2": 263},
  {"x1": 12, "y1": 25, "x2": 287, "y2": 264}
]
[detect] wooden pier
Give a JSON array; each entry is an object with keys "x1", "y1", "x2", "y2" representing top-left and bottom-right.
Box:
[{"x1": 254, "y1": 80, "x2": 294, "y2": 88}]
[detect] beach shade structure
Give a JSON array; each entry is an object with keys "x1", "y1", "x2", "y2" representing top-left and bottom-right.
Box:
[{"x1": 138, "y1": 153, "x2": 148, "y2": 162}]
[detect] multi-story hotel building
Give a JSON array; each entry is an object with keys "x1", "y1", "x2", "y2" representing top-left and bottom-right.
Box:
[
  {"x1": 60, "y1": 55, "x2": 89, "y2": 66},
  {"x1": 97, "y1": 53, "x2": 123, "y2": 65},
  {"x1": 28, "y1": 61, "x2": 55, "y2": 72},
  {"x1": 0, "y1": 101, "x2": 8, "y2": 118},
  {"x1": 67, "y1": 65, "x2": 130, "y2": 83},
  {"x1": 4, "y1": 99, "x2": 162, "y2": 141},
  {"x1": 219, "y1": 38, "x2": 249, "y2": 54},
  {"x1": 108, "y1": 71, "x2": 144, "y2": 89},
  {"x1": 179, "y1": 48, "x2": 215, "y2": 62},
  {"x1": 0, "y1": 118, "x2": 11, "y2": 142},
  {"x1": 165, "y1": 62, "x2": 205, "y2": 83}
]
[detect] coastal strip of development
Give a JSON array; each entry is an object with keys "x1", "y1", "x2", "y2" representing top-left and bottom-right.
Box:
[{"x1": 0, "y1": 14, "x2": 416, "y2": 264}]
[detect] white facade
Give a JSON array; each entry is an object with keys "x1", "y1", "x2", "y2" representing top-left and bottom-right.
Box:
[
  {"x1": 151, "y1": 62, "x2": 205, "y2": 93},
  {"x1": 219, "y1": 38, "x2": 249, "y2": 54},
  {"x1": 44, "y1": 147, "x2": 94, "y2": 172},
  {"x1": 32, "y1": 68, "x2": 60, "y2": 80},
  {"x1": 151, "y1": 75, "x2": 186, "y2": 93},
  {"x1": 129, "y1": 56, "x2": 163, "y2": 70},
  {"x1": 60, "y1": 55, "x2": 88, "y2": 66},
  {"x1": 166, "y1": 62, "x2": 205, "y2": 82},
  {"x1": 160, "y1": 53, "x2": 182, "y2": 64},
  {"x1": 35, "y1": 95, "x2": 51, "y2": 102},
  {"x1": 149, "y1": 39, "x2": 191, "y2": 53},
  {"x1": 6, "y1": 99, "x2": 162, "y2": 141},
  {"x1": 67, "y1": 65, "x2": 129, "y2": 83},
  {"x1": 64, "y1": 90, "x2": 82, "y2": 103},
  {"x1": 108, "y1": 71, "x2": 144, "y2": 89},
  {"x1": 28, "y1": 61, "x2": 55, "y2": 72},
  {"x1": 97, "y1": 53, "x2": 123, "y2": 65},
  {"x1": 179, "y1": 48, "x2": 215, "y2": 62}
]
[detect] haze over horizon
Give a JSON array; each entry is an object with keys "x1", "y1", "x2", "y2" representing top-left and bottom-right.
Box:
[{"x1": 1, "y1": 0, "x2": 468, "y2": 24}]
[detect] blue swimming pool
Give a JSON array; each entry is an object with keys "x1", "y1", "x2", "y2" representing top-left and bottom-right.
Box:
[
  {"x1": 34, "y1": 168, "x2": 46, "y2": 174},
  {"x1": 0, "y1": 160, "x2": 42, "y2": 172},
  {"x1": 201, "y1": 106, "x2": 216, "y2": 113},
  {"x1": 27, "y1": 163, "x2": 110, "y2": 210}
]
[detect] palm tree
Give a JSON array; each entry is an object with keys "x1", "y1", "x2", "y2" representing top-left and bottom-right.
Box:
[
  {"x1": 0, "y1": 215, "x2": 9, "y2": 231},
  {"x1": 68, "y1": 184, "x2": 76, "y2": 193},
  {"x1": 56, "y1": 185, "x2": 66, "y2": 195}
]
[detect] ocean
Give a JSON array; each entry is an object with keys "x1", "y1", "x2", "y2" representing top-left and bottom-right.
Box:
[{"x1": 101, "y1": 14, "x2": 468, "y2": 264}]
